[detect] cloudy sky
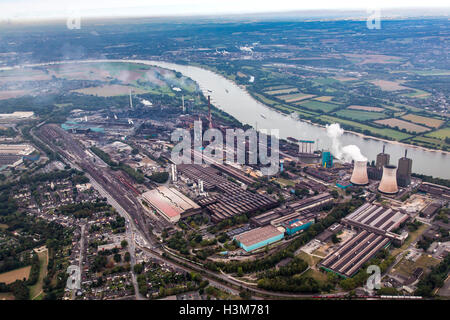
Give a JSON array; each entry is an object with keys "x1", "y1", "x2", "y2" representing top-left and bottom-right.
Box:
[{"x1": 1, "y1": 0, "x2": 449, "y2": 20}]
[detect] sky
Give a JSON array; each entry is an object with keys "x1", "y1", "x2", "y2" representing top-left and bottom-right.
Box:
[{"x1": 0, "y1": 0, "x2": 449, "y2": 21}]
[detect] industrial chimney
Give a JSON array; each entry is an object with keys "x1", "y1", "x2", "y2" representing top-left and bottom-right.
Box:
[
  {"x1": 208, "y1": 95, "x2": 212, "y2": 129},
  {"x1": 350, "y1": 161, "x2": 369, "y2": 185},
  {"x1": 378, "y1": 165, "x2": 399, "y2": 194}
]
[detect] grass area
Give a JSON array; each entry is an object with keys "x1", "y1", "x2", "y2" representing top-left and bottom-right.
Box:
[
  {"x1": 29, "y1": 249, "x2": 48, "y2": 300},
  {"x1": 300, "y1": 268, "x2": 328, "y2": 282},
  {"x1": 264, "y1": 87, "x2": 298, "y2": 95},
  {"x1": 408, "y1": 136, "x2": 450, "y2": 150},
  {"x1": 426, "y1": 127, "x2": 450, "y2": 140},
  {"x1": 0, "y1": 266, "x2": 31, "y2": 284},
  {"x1": 395, "y1": 254, "x2": 441, "y2": 278},
  {"x1": 276, "y1": 178, "x2": 296, "y2": 187},
  {"x1": 404, "y1": 89, "x2": 431, "y2": 98},
  {"x1": 297, "y1": 251, "x2": 323, "y2": 266},
  {"x1": 391, "y1": 224, "x2": 429, "y2": 257},
  {"x1": 319, "y1": 115, "x2": 412, "y2": 141},
  {"x1": 313, "y1": 78, "x2": 339, "y2": 86},
  {"x1": 334, "y1": 109, "x2": 387, "y2": 121},
  {"x1": 401, "y1": 114, "x2": 444, "y2": 129},
  {"x1": 297, "y1": 100, "x2": 340, "y2": 113}
]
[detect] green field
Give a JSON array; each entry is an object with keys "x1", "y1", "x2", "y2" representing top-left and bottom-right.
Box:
[
  {"x1": 319, "y1": 115, "x2": 412, "y2": 140},
  {"x1": 426, "y1": 127, "x2": 450, "y2": 140},
  {"x1": 334, "y1": 109, "x2": 387, "y2": 121},
  {"x1": 29, "y1": 249, "x2": 48, "y2": 300},
  {"x1": 297, "y1": 100, "x2": 340, "y2": 113}
]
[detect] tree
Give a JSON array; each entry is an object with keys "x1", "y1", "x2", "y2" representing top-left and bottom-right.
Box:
[
  {"x1": 124, "y1": 252, "x2": 131, "y2": 262},
  {"x1": 113, "y1": 253, "x2": 122, "y2": 263},
  {"x1": 121, "y1": 240, "x2": 128, "y2": 248}
]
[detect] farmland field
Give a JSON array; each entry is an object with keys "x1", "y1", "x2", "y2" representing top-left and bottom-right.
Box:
[
  {"x1": 297, "y1": 100, "x2": 339, "y2": 113},
  {"x1": 426, "y1": 127, "x2": 450, "y2": 140},
  {"x1": 374, "y1": 118, "x2": 431, "y2": 133},
  {"x1": 347, "y1": 105, "x2": 385, "y2": 112},
  {"x1": 278, "y1": 93, "x2": 315, "y2": 103},
  {"x1": 401, "y1": 114, "x2": 444, "y2": 128},
  {"x1": 334, "y1": 109, "x2": 387, "y2": 121},
  {"x1": 264, "y1": 87, "x2": 298, "y2": 95},
  {"x1": 370, "y1": 80, "x2": 409, "y2": 91},
  {"x1": 319, "y1": 115, "x2": 412, "y2": 140},
  {"x1": 0, "y1": 266, "x2": 31, "y2": 284},
  {"x1": 314, "y1": 96, "x2": 333, "y2": 102}
]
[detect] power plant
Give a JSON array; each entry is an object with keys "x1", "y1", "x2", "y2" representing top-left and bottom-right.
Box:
[
  {"x1": 207, "y1": 95, "x2": 213, "y2": 129},
  {"x1": 397, "y1": 150, "x2": 412, "y2": 187},
  {"x1": 350, "y1": 160, "x2": 369, "y2": 185},
  {"x1": 378, "y1": 165, "x2": 399, "y2": 194}
]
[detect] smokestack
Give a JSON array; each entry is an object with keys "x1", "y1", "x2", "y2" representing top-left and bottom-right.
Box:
[
  {"x1": 378, "y1": 165, "x2": 398, "y2": 194},
  {"x1": 404, "y1": 149, "x2": 407, "y2": 158},
  {"x1": 199, "y1": 180, "x2": 204, "y2": 193},
  {"x1": 382, "y1": 145, "x2": 385, "y2": 154},
  {"x1": 208, "y1": 95, "x2": 212, "y2": 129},
  {"x1": 171, "y1": 164, "x2": 177, "y2": 182},
  {"x1": 350, "y1": 161, "x2": 369, "y2": 185},
  {"x1": 182, "y1": 95, "x2": 185, "y2": 113},
  {"x1": 129, "y1": 89, "x2": 133, "y2": 109}
]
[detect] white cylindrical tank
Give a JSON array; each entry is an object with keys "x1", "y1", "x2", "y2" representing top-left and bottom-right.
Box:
[
  {"x1": 350, "y1": 160, "x2": 369, "y2": 185},
  {"x1": 378, "y1": 165, "x2": 398, "y2": 194}
]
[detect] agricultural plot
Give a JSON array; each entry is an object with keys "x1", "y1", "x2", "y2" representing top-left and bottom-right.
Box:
[
  {"x1": 404, "y1": 89, "x2": 431, "y2": 98},
  {"x1": 0, "y1": 266, "x2": 31, "y2": 284},
  {"x1": 374, "y1": 118, "x2": 431, "y2": 133},
  {"x1": 347, "y1": 105, "x2": 385, "y2": 112},
  {"x1": 314, "y1": 96, "x2": 333, "y2": 102},
  {"x1": 426, "y1": 127, "x2": 450, "y2": 140},
  {"x1": 297, "y1": 100, "x2": 340, "y2": 113},
  {"x1": 264, "y1": 87, "x2": 298, "y2": 95},
  {"x1": 278, "y1": 93, "x2": 315, "y2": 103},
  {"x1": 370, "y1": 80, "x2": 409, "y2": 91},
  {"x1": 401, "y1": 114, "x2": 444, "y2": 128},
  {"x1": 334, "y1": 109, "x2": 387, "y2": 121},
  {"x1": 319, "y1": 115, "x2": 412, "y2": 141}
]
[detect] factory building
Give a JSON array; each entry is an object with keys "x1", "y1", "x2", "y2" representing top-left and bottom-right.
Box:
[
  {"x1": 341, "y1": 203, "x2": 409, "y2": 245},
  {"x1": 336, "y1": 180, "x2": 352, "y2": 189},
  {"x1": 234, "y1": 225, "x2": 285, "y2": 252},
  {"x1": 350, "y1": 161, "x2": 369, "y2": 186},
  {"x1": 319, "y1": 230, "x2": 391, "y2": 278},
  {"x1": 397, "y1": 150, "x2": 412, "y2": 187},
  {"x1": 283, "y1": 218, "x2": 313, "y2": 236},
  {"x1": 142, "y1": 186, "x2": 201, "y2": 223},
  {"x1": 322, "y1": 151, "x2": 333, "y2": 168}
]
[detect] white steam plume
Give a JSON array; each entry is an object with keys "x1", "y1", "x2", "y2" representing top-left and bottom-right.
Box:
[{"x1": 326, "y1": 123, "x2": 367, "y2": 162}]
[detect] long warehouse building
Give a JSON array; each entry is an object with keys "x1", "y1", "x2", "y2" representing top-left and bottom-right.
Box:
[{"x1": 234, "y1": 225, "x2": 285, "y2": 252}]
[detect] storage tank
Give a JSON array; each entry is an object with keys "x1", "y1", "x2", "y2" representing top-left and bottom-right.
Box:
[
  {"x1": 350, "y1": 161, "x2": 369, "y2": 186},
  {"x1": 378, "y1": 165, "x2": 399, "y2": 194}
]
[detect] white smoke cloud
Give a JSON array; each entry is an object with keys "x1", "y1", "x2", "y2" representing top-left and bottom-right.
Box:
[{"x1": 326, "y1": 123, "x2": 367, "y2": 162}]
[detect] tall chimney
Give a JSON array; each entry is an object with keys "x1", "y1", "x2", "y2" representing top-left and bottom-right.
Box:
[{"x1": 208, "y1": 95, "x2": 212, "y2": 129}]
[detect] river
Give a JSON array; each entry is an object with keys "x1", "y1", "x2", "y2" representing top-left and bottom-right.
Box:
[{"x1": 2, "y1": 59, "x2": 449, "y2": 178}]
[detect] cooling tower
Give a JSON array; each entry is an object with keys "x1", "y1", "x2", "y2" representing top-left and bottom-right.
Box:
[
  {"x1": 378, "y1": 165, "x2": 398, "y2": 194},
  {"x1": 350, "y1": 161, "x2": 369, "y2": 186}
]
